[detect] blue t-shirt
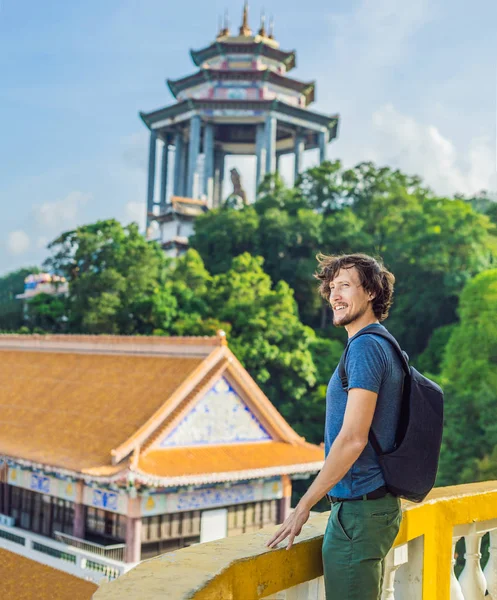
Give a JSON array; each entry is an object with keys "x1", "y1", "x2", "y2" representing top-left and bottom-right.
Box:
[{"x1": 325, "y1": 323, "x2": 404, "y2": 498}]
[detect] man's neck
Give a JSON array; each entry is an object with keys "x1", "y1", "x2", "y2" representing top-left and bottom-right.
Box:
[{"x1": 345, "y1": 315, "x2": 380, "y2": 338}]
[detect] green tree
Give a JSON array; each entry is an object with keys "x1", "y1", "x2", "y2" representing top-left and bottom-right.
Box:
[
  {"x1": 44, "y1": 220, "x2": 172, "y2": 334},
  {"x1": 416, "y1": 324, "x2": 455, "y2": 375},
  {"x1": 27, "y1": 293, "x2": 67, "y2": 332},
  {"x1": 0, "y1": 267, "x2": 39, "y2": 331},
  {"x1": 203, "y1": 252, "x2": 317, "y2": 417},
  {"x1": 194, "y1": 161, "x2": 496, "y2": 357},
  {"x1": 190, "y1": 205, "x2": 260, "y2": 275},
  {"x1": 437, "y1": 269, "x2": 497, "y2": 485},
  {"x1": 291, "y1": 337, "x2": 344, "y2": 443}
]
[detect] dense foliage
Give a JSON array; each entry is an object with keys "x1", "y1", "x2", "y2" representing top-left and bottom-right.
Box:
[
  {"x1": 437, "y1": 269, "x2": 497, "y2": 484},
  {"x1": 4, "y1": 160, "x2": 497, "y2": 485},
  {"x1": 0, "y1": 267, "x2": 39, "y2": 331},
  {"x1": 192, "y1": 162, "x2": 495, "y2": 357}
]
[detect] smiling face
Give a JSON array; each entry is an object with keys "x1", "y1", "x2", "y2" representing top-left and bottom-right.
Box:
[{"x1": 329, "y1": 266, "x2": 376, "y2": 331}]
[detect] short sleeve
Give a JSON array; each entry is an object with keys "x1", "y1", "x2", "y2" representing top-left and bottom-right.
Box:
[{"x1": 345, "y1": 335, "x2": 388, "y2": 394}]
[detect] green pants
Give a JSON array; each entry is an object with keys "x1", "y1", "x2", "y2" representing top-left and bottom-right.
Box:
[{"x1": 322, "y1": 493, "x2": 402, "y2": 600}]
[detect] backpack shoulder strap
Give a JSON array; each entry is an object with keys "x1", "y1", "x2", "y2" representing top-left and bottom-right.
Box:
[
  {"x1": 338, "y1": 328, "x2": 410, "y2": 391},
  {"x1": 337, "y1": 328, "x2": 410, "y2": 457}
]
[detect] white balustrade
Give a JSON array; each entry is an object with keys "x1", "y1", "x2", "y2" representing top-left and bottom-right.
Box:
[
  {"x1": 263, "y1": 577, "x2": 325, "y2": 599},
  {"x1": 454, "y1": 519, "x2": 497, "y2": 599},
  {"x1": 459, "y1": 528, "x2": 486, "y2": 598},
  {"x1": 394, "y1": 536, "x2": 423, "y2": 600},
  {"x1": 0, "y1": 522, "x2": 128, "y2": 584},
  {"x1": 484, "y1": 529, "x2": 497, "y2": 600},
  {"x1": 382, "y1": 543, "x2": 409, "y2": 600},
  {"x1": 262, "y1": 520, "x2": 497, "y2": 600},
  {"x1": 450, "y1": 538, "x2": 464, "y2": 600}
]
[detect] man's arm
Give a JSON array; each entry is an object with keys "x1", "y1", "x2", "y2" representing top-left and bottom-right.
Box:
[{"x1": 266, "y1": 387, "x2": 378, "y2": 550}]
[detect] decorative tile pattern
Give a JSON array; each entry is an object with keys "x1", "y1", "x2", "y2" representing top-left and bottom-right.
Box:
[
  {"x1": 140, "y1": 478, "x2": 284, "y2": 516},
  {"x1": 7, "y1": 466, "x2": 77, "y2": 502},
  {"x1": 159, "y1": 377, "x2": 271, "y2": 447},
  {"x1": 176, "y1": 483, "x2": 256, "y2": 511},
  {"x1": 82, "y1": 485, "x2": 128, "y2": 515}
]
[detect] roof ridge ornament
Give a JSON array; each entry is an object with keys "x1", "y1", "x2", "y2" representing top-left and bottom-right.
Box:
[
  {"x1": 217, "y1": 9, "x2": 230, "y2": 39},
  {"x1": 268, "y1": 15, "x2": 274, "y2": 39},
  {"x1": 239, "y1": 1, "x2": 252, "y2": 36},
  {"x1": 258, "y1": 10, "x2": 267, "y2": 37}
]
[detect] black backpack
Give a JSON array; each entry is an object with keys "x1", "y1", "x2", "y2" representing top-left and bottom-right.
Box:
[{"x1": 338, "y1": 328, "x2": 444, "y2": 503}]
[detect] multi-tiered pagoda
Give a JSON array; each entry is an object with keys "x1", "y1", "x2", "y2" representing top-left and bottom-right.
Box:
[{"x1": 140, "y1": 3, "x2": 340, "y2": 229}]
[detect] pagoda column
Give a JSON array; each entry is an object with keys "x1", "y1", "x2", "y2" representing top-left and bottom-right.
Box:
[
  {"x1": 275, "y1": 152, "x2": 282, "y2": 174},
  {"x1": 186, "y1": 115, "x2": 201, "y2": 198},
  {"x1": 265, "y1": 115, "x2": 277, "y2": 175},
  {"x1": 181, "y1": 141, "x2": 189, "y2": 197},
  {"x1": 294, "y1": 131, "x2": 305, "y2": 183},
  {"x1": 125, "y1": 516, "x2": 142, "y2": 563},
  {"x1": 319, "y1": 129, "x2": 329, "y2": 164},
  {"x1": 146, "y1": 130, "x2": 157, "y2": 228},
  {"x1": 214, "y1": 150, "x2": 225, "y2": 207},
  {"x1": 203, "y1": 122, "x2": 215, "y2": 206},
  {"x1": 159, "y1": 136, "x2": 170, "y2": 212},
  {"x1": 72, "y1": 481, "x2": 85, "y2": 539},
  {"x1": 173, "y1": 131, "x2": 185, "y2": 197},
  {"x1": 255, "y1": 123, "x2": 266, "y2": 191}
]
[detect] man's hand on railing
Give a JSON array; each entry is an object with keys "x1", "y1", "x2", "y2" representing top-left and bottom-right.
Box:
[{"x1": 266, "y1": 502, "x2": 311, "y2": 551}]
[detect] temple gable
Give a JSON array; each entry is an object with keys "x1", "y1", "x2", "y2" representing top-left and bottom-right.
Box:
[{"x1": 158, "y1": 377, "x2": 271, "y2": 447}]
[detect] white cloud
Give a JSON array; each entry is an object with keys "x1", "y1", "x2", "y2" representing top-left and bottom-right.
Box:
[
  {"x1": 34, "y1": 191, "x2": 91, "y2": 231},
  {"x1": 329, "y1": 0, "x2": 433, "y2": 70},
  {"x1": 369, "y1": 104, "x2": 497, "y2": 196},
  {"x1": 7, "y1": 230, "x2": 30, "y2": 255}
]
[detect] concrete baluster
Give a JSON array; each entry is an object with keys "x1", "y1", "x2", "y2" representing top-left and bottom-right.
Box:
[
  {"x1": 308, "y1": 576, "x2": 326, "y2": 600},
  {"x1": 394, "y1": 536, "x2": 423, "y2": 600},
  {"x1": 450, "y1": 538, "x2": 464, "y2": 600},
  {"x1": 381, "y1": 543, "x2": 408, "y2": 600},
  {"x1": 484, "y1": 529, "x2": 497, "y2": 600},
  {"x1": 459, "y1": 531, "x2": 486, "y2": 599}
]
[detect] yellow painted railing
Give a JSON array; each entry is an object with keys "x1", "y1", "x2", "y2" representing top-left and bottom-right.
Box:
[{"x1": 93, "y1": 481, "x2": 497, "y2": 600}]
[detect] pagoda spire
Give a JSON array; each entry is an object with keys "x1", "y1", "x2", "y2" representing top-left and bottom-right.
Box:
[
  {"x1": 239, "y1": 1, "x2": 252, "y2": 36},
  {"x1": 268, "y1": 15, "x2": 274, "y2": 39},
  {"x1": 217, "y1": 9, "x2": 230, "y2": 38},
  {"x1": 258, "y1": 10, "x2": 267, "y2": 37}
]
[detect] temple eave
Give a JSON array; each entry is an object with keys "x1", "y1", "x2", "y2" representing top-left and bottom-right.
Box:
[
  {"x1": 132, "y1": 462, "x2": 324, "y2": 488},
  {"x1": 190, "y1": 42, "x2": 296, "y2": 71},
  {"x1": 140, "y1": 99, "x2": 339, "y2": 135},
  {"x1": 166, "y1": 69, "x2": 315, "y2": 99}
]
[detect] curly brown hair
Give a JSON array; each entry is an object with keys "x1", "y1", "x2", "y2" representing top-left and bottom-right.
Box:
[{"x1": 314, "y1": 253, "x2": 395, "y2": 321}]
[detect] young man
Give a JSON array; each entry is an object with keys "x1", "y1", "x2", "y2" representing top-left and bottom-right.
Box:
[{"x1": 266, "y1": 253, "x2": 403, "y2": 600}]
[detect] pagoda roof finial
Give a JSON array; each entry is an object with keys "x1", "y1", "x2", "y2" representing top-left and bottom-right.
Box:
[
  {"x1": 258, "y1": 9, "x2": 267, "y2": 37},
  {"x1": 239, "y1": 1, "x2": 252, "y2": 36},
  {"x1": 268, "y1": 15, "x2": 275, "y2": 39},
  {"x1": 217, "y1": 9, "x2": 230, "y2": 38}
]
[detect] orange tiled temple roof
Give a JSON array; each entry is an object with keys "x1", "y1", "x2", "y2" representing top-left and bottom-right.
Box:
[
  {"x1": 0, "y1": 334, "x2": 324, "y2": 484},
  {"x1": 0, "y1": 349, "x2": 203, "y2": 471},
  {"x1": 0, "y1": 548, "x2": 97, "y2": 600}
]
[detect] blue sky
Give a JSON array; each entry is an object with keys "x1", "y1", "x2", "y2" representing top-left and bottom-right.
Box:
[{"x1": 1, "y1": 0, "x2": 496, "y2": 275}]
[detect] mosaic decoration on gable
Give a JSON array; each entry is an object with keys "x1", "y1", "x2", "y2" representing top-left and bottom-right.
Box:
[{"x1": 159, "y1": 377, "x2": 271, "y2": 447}]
